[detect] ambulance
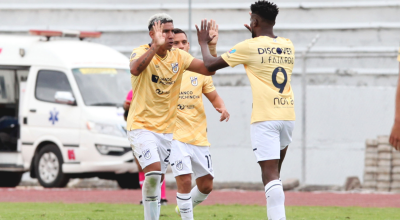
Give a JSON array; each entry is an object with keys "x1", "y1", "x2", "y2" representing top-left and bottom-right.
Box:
[{"x1": 0, "y1": 30, "x2": 139, "y2": 188}]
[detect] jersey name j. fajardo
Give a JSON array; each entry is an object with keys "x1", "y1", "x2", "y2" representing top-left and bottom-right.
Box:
[
  {"x1": 173, "y1": 71, "x2": 215, "y2": 146},
  {"x1": 221, "y1": 36, "x2": 295, "y2": 123},
  {"x1": 127, "y1": 44, "x2": 194, "y2": 133}
]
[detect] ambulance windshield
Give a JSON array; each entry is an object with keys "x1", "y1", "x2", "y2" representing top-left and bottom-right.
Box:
[{"x1": 72, "y1": 68, "x2": 131, "y2": 107}]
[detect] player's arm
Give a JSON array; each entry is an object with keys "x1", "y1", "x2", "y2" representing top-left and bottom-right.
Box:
[
  {"x1": 390, "y1": 62, "x2": 400, "y2": 151},
  {"x1": 130, "y1": 21, "x2": 165, "y2": 76},
  {"x1": 196, "y1": 19, "x2": 229, "y2": 72},
  {"x1": 186, "y1": 59, "x2": 216, "y2": 76},
  {"x1": 204, "y1": 90, "x2": 230, "y2": 122},
  {"x1": 123, "y1": 100, "x2": 130, "y2": 111}
]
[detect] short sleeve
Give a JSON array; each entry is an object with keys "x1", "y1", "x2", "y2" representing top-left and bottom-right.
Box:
[
  {"x1": 398, "y1": 48, "x2": 400, "y2": 62},
  {"x1": 126, "y1": 90, "x2": 133, "y2": 101},
  {"x1": 221, "y1": 40, "x2": 250, "y2": 67},
  {"x1": 202, "y1": 76, "x2": 215, "y2": 94},
  {"x1": 178, "y1": 49, "x2": 195, "y2": 71},
  {"x1": 129, "y1": 45, "x2": 149, "y2": 62}
]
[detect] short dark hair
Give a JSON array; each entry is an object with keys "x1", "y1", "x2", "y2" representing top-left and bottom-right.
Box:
[
  {"x1": 148, "y1": 13, "x2": 173, "y2": 31},
  {"x1": 250, "y1": 1, "x2": 279, "y2": 23},
  {"x1": 173, "y1": 28, "x2": 187, "y2": 37}
]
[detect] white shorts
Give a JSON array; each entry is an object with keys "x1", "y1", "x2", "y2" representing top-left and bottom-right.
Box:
[
  {"x1": 170, "y1": 140, "x2": 214, "y2": 179},
  {"x1": 251, "y1": 120, "x2": 295, "y2": 161},
  {"x1": 127, "y1": 129, "x2": 172, "y2": 174}
]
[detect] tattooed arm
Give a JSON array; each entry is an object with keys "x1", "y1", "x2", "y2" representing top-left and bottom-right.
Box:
[
  {"x1": 130, "y1": 44, "x2": 160, "y2": 76},
  {"x1": 130, "y1": 21, "x2": 166, "y2": 76}
]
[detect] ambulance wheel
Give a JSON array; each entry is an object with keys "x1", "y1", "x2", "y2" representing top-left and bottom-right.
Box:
[
  {"x1": 116, "y1": 172, "x2": 140, "y2": 189},
  {"x1": 35, "y1": 144, "x2": 70, "y2": 188},
  {"x1": 0, "y1": 171, "x2": 23, "y2": 187}
]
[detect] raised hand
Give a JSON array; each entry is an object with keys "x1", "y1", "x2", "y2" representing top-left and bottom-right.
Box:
[
  {"x1": 196, "y1": 19, "x2": 216, "y2": 45},
  {"x1": 244, "y1": 12, "x2": 252, "y2": 33},
  {"x1": 151, "y1": 21, "x2": 166, "y2": 47},
  {"x1": 208, "y1": 19, "x2": 219, "y2": 46}
]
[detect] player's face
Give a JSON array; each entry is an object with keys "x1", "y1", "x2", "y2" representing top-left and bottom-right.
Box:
[
  {"x1": 173, "y1": 33, "x2": 190, "y2": 52},
  {"x1": 161, "y1": 22, "x2": 175, "y2": 50}
]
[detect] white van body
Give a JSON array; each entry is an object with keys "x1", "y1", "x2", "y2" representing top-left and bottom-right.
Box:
[{"x1": 0, "y1": 35, "x2": 138, "y2": 188}]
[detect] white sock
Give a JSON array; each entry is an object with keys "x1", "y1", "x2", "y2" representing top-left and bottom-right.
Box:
[
  {"x1": 191, "y1": 185, "x2": 209, "y2": 208},
  {"x1": 265, "y1": 179, "x2": 286, "y2": 220},
  {"x1": 176, "y1": 192, "x2": 193, "y2": 220},
  {"x1": 143, "y1": 171, "x2": 162, "y2": 220},
  {"x1": 157, "y1": 182, "x2": 161, "y2": 217}
]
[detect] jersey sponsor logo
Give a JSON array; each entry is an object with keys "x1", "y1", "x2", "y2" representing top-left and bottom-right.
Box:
[
  {"x1": 143, "y1": 149, "x2": 152, "y2": 160},
  {"x1": 258, "y1": 47, "x2": 293, "y2": 55},
  {"x1": 179, "y1": 91, "x2": 200, "y2": 99},
  {"x1": 156, "y1": 89, "x2": 170, "y2": 95},
  {"x1": 190, "y1": 76, "x2": 198, "y2": 86},
  {"x1": 130, "y1": 53, "x2": 136, "y2": 59},
  {"x1": 171, "y1": 62, "x2": 179, "y2": 73},
  {"x1": 273, "y1": 97, "x2": 294, "y2": 106},
  {"x1": 151, "y1": 74, "x2": 159, "y2": 83},
  {"x1": 229, "y1": 49, "x2": 236, "y2": 54},
  {"x1": 152, "y1": 75, "x2": 176, "y2": 85},
  {"x1": 177, "y1": 104, "x2": 195, "y2": 110},
  {"x1": 175, "y1": 160, "x2": 183, "y2": 171},
  {"x1": 159, "y1": 77, "x2": 175, "y2": 85}
]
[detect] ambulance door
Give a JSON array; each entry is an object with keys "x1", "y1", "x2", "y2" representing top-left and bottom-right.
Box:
[{"x1": 26, "y1": 68, "x2": 81, "y2": 156}]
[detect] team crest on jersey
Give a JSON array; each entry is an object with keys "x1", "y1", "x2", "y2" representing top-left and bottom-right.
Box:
[
  {"x1": 190, "y1": 76, "x2": 198, "y2": 86},
  {"x1": 175, "y1": 160, "x2": 183, "y2": 171},
  {"x1": 143, "y1": 149, "x2": 152, "y2": 160},
  {"x1": 171, "y1": 62, "x2": 179, "y2": 73}
]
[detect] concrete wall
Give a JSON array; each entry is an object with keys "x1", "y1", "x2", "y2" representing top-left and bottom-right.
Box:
[{"x1": 1, "y1": 0, "x2": 400, "y2": 185}]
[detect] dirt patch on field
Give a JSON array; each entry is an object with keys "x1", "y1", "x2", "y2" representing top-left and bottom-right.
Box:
[{"x1": 1, "y1": 188, "x2": 400, "y2": 208}]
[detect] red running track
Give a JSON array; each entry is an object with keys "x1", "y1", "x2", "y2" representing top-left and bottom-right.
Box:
[{"x1": 1, "y1": 188, "x2": 400, "y2": 208}]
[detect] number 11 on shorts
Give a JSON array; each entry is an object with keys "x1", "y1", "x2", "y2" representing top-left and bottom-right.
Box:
[{"x1": 205, "y1": 155, "x2": 212, "y2": 168}]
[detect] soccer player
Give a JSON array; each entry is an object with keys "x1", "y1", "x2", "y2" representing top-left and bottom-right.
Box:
[
  {"x1": 171, "y1": 27, "x2": 230, "y2": 220},
  {"x1": 195, "y1": 1, "x2": 295, "y2": 219},
  {"x1": 389, "y1": 48, "x2": 400, "y2": 151},
  {"x1": 123, "y1": 90, "x2": 168, "y2": 205},
  {"x1": 127, "y1": 13, "x2": 216, "y2": 220}
]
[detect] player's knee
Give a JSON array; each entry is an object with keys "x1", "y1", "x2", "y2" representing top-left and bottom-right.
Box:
[
  {"x1": 177, "y1": 174, "x2": 192, "y2": 188},
  {"x1": 200, "y1": 183, "x2": 213, "y2": 194},
  {"x1": 198, "y1": 175, "x2": 214, "y2": 194}
]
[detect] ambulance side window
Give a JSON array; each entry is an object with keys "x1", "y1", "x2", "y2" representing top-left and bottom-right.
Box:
[{"x1": 35, "y1": 70, "x2": 73, "y2": 103}]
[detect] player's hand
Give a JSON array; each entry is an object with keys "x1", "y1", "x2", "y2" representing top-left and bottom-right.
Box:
[
  {"x1": 244, "y1": 12, "x2": 252, "y2": 33},
  {"x1": 151, "y1": 21, "x2": 166, "y2": 47},
  {"x1": 216, "y1": 107, "x2": 230, "y2": 122},
  {"x1": 196, "y1": 19, "x2": 216, "y2": 45},
  {"x1": 208, "y1": 19, "x2": 219, "y2": 46},
  {"x1": 390, "y1": 121, "x2": 400, "y2": 151}
]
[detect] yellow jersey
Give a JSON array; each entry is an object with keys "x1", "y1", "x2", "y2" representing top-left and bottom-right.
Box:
[
  {"x1": 127, "y1": 44, "x2": 194, "y2": 133},
  {"x1": 173, "y1": 71, "x2": 215, "y2": 146},
  {"x1": 221, "y1": 36, "x2": 295, "y2": 123}
]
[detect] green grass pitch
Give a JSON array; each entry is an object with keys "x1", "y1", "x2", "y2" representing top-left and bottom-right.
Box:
[{"x1": 0, "y1": 203, "x2": 399, "y2": 220}]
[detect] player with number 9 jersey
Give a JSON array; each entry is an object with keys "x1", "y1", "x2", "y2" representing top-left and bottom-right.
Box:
[
  {"x1": 196, "y1": 1, "x2": 295, "y2": 219},
  {"x1": 221, "y1": 36, "x2": 295, "y2": 122}
]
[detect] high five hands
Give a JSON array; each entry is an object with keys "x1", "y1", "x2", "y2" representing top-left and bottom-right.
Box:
[
  {"x1": 151, "y1": 20, "x2": 166, "y2": 47},
  {"x1": 196, "y1": 19, "x2": 217, "y2": 45}
]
